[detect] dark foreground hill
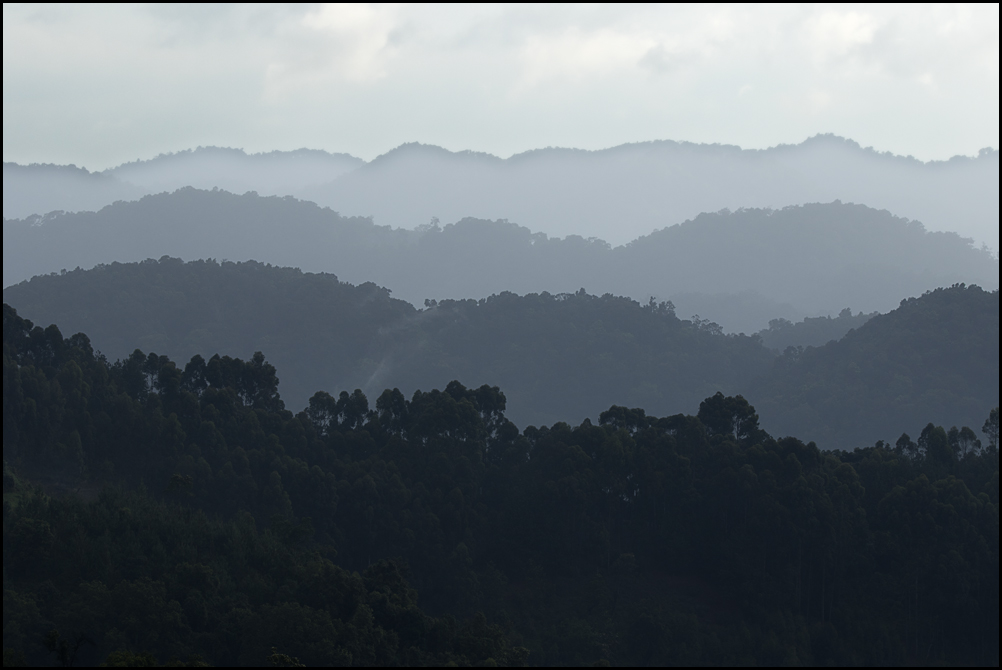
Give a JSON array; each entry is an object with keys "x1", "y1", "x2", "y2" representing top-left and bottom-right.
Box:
[
  {"x1": 3, "y1": 304, "x2": 999, "y2": 666},
  {"x1": 4, "y1": 189, "x2": 997, "y2": 332},
  {"x1": 5, "y1": 260, "x2": 998, "y2": 448},
  {"x1": 749, "y1": 284, "x2": 1000, "y2": 449}
]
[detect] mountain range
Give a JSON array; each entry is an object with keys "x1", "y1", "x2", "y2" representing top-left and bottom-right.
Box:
[
  {"x1": 4, "y1": 192, "x2": 996, "y2": 333},
  {"x1": 4, "y1": 259, "x2": 996, "y2": 448},
  {"x1": 5, "y1": 135, "x2": 999, "y2": 250}
]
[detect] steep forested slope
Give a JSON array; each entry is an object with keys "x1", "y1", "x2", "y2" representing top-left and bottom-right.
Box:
[
  {"x1": 5, "y1": 189, "x2": 996, "y2": 332},
  {"x1": 4, "y1": 305, "x2": 998, "y2": 666},
  {"x1": 749, "y1": 285, "x2": 1000, "y2": 449}
]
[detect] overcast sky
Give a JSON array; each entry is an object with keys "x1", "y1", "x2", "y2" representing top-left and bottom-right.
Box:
[{"x1": 3, "y1": 3, "x2": 998, "y2": 169}]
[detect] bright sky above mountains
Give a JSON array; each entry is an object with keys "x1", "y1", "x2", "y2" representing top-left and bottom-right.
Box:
[{"x1": 3, "y1": 3, "x2": 998, "y2": 169}]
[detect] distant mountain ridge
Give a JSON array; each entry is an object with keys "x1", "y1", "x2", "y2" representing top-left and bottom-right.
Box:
[
  {"x1": 2, "y1": 162, "x2": 145, "y2": 219},
  {"x1": 2, "y1": 147, "x2": 362, "y2": 219},
  {"x1": 4, "y1": 135, "x2": 998, "y2": 250},
  {"x1": 106, "y1": 146, "x2": 363, "y2": 197},
  {"x1": 304, "y1": 134, "x2": 997, "y2": 248},
  {"x1": 3, "y1": 190, "x2": 998, "y2": 333}
]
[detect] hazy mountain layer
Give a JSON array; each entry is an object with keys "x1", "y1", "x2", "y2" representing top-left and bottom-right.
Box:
[
  {"x1": 107, "y1": 146, "x2": 363, "y2": 197},
  {"x1": 5, "y1": 260, "x2": 997, "y2": 446},
  {"x1": 749, "y1": 284, "x2": 1000, "y2": 449},
  {"x1": 2, "y1": 147, "x2": 362, "y2": 219},
  {"x1": 2, "y1": 162, "x2": 144, "y2": 220},
  {"x1": 5, "y1": 136, "x2": 998, "y2": 251},
  {"x1": 304, "y1": 135, "x2": 999, "y2": 250},
  {"x1": 4, "y1": 189, "x2": 996, "y2": 332}
]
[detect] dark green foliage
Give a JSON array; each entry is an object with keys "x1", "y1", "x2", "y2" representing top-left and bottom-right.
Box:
[
  {"x1": 750, "y1": 284, "x2": 999, "y2": 449},
  {"x1": 4, "y1": 306, "x2": 998, "y2": 665}
]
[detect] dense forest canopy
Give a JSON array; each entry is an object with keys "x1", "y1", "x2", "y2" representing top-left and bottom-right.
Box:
[
  {"x1": 4, "y1": 190, "x2": 996, "y2": 332},
  {"x1": 3, "y1": 304, "x2": 998, "y2": 666},
  {"x1": 4, "y1": 151, "x2": 998, "y2": 664},
  {"x1": 4, "y1": 261, "x2": 998, "y2": 451}
]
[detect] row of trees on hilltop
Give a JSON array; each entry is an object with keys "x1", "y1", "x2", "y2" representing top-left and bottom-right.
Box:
[{"x1": 4, "y1": 304, "x2": 998, "y2": 666}]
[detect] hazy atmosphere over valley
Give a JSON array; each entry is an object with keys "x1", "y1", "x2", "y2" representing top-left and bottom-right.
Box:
[{"x1": 3, "y1": 4, "x2": 999, "y2": 668}]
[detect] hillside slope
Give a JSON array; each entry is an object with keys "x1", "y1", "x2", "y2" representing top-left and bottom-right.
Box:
[{"x1": 748, "y1": 284, "x2": 1000, "y2": 449}]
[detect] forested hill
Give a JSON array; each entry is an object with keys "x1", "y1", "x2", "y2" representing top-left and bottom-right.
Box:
[
  {"x1": 749, "y1": 285, "x2": 1000, "y2": 450},
  {"x1": 3, "y1": 303, "x2": 999, "y2": 666},
  {"x1": 4, "y1": 188, "x2": 997, "y2": 332},
  {"x1": 5, "y1": 260, "x2": 998, "y2": 448},
  {"x1": 1, "y1": 258, "x2": 772, "y2": 429}
]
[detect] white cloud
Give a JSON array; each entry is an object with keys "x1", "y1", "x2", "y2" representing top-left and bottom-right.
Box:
[
  {"x1": 518, "y1": 27, "x2": 656, "y2": 86},
  {"x1": 806, "y1": 10, "x2": 879, "y2": 61},
  {"x1": 298, "y1": 3, "x2": 399, "y2": 81},
  {"x1": 2, "y1": 4, "x2": 997, "y2": 167}
]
